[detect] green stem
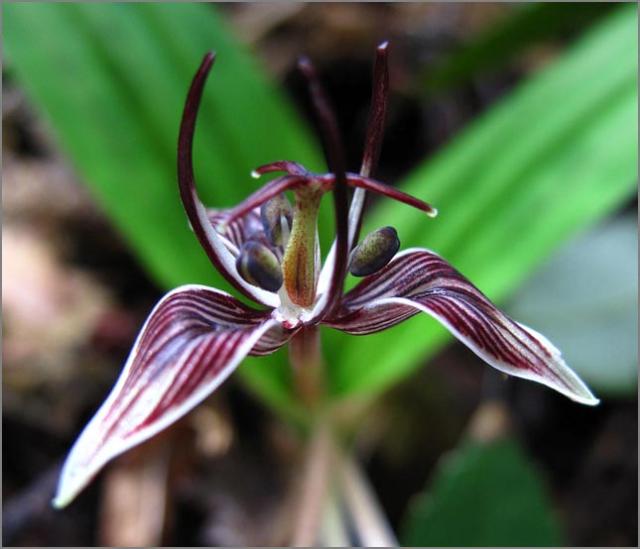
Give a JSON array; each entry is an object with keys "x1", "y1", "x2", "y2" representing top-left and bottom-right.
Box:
[
  {"x1": 288, "y1": 326, "x2": 332, "y2": 546},
  {"x1": 288, "y1": 325, "x2": 325, "y2": 410}
]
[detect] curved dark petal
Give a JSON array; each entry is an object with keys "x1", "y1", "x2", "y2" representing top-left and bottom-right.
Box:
[
  {"x1": 345, "y1": 174, "x2": 437, "y2": 217},
  {"x1": 177, "y1": 52, "x2": 278, "y2": 307},
  {"x1": 220, "y1": 174, "x2": 307, "y2": 227},
  {"x1": 54, "y1": 286, "x2": 289, "y2": 508},
  {"x1": 313, "y1": 43, "x2": 390, "y2": 319},
  {"x1": 351, "y1": 41, "x2": 391, "y2": 248},
  {"x1": 325, "y1": 249, "x2": 598, "y2": 405},
  {"x1": 360, "y1": 41, "x2": 390, "y2": 178}
]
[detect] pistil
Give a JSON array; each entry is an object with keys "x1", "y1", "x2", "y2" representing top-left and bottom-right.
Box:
[{"x1": 282, "y1": 185, "x2": 323, "y2": 308}]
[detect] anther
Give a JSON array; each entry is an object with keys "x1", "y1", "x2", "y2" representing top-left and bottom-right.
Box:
[
  {"x1": 349, "y1": 226, "x2": 400, "y2": 277},
  {"x1": 236, "y1": 241, "x2": 283, "y2": 292},
  {"x1": 260, "y1": 194, "x2": 293, "y2": 247}
]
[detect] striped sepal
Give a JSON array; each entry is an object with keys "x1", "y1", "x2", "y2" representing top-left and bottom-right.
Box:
[
  {"x1": 325, "y1": 249, "x2": 598, "y2": 405},
  {"x1": 54, "y1": 285, "x2": 287, "y2": 509}
]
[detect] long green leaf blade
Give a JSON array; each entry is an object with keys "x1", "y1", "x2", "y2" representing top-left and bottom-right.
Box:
[{"x1": 2, "y1": 2, "x2": 324, "y2": 417}]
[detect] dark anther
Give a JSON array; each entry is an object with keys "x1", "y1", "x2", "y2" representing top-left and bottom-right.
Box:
[
  {"x1": 236, "y1": 241, "x2": 283, "y2": 292},
  {"x1": 349, "y1": 226, "x2": 400, "y2": 277},
  {"x1": 260, "y1": 194, "x2": 293, "y2": 247}
]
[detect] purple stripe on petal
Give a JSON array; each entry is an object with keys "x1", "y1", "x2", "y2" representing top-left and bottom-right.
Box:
[
  {"x1": 325, "y1": 249, "x2": 598, "y2": 405},
  {"x1": 208, "y1": 207, "x2": 266, "y2": 252},
  {"x1": 53, "y1": 286, "x2": 288, "y2": 509}
]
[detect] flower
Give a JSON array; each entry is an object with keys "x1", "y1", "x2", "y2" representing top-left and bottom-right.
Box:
[{"x1": 53, "y1": 43, "x2": 597, "y2": 508}]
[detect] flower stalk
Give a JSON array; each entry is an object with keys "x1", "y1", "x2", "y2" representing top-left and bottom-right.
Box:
[{"x1": 288, "y1": 326, "x2": 325, "y2": 410}]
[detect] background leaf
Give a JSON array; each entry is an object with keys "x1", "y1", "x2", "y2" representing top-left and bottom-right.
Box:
[
  {"x1": 326, "y1": 5, "x2": 638, "y2": 402},
  {"x1": 401, "y1": 437, "x2": 564, "y2": 546},
  {"x1": 505, "y1": 216, "x2": 638, "y2": 396},
  {"x1": 3, "y1": 2, "x2": 323, "y2": 290},
  {"x1": 2, "y1": 2, "x2": 324, "y2": 419},
  {"x1": 423, "y1": 3, "x2": 616, "y2": 91}
]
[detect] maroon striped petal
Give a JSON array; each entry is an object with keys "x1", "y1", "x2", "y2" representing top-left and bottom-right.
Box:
[
  {"x1": 312, "y1": 43, "x2": 390, "y2": 320},
  {"x1": 325, "y1": 249, "x2": 598, "y2": 405},
  {"x1": 207, "y1": 206, "x2": 266, "y2": 252},
  {"x1": 53, "y1": 286, "x2": 291, "y2": 508}
]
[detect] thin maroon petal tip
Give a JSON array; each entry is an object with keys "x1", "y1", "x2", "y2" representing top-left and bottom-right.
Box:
[
  {"x1": 345, "y1": 174, "x2": 437, "y2": 217},
  {"x1": 297, "y1": 53, "x2": 350, "y2": 318},
  {"x1": 223, "y1": 175, "x2": 307, "y2": 225}
]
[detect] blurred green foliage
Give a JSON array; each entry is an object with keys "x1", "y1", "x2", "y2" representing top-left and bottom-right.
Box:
[
  {"x1": 401, "y1": 437, "x2": 564, "y2": 546},
  {"x1": 327, "y1": 5, "x2": 637, "y2": 401},
  {"x1": 506, "y1": 216, "x2": 638, "y2": 396},
  {"x1": 423, "y1": 2, "x2": 616, "y2": 91},
  {"x1": 4, "y1": 4, "x2": 637, "y2": 418}
]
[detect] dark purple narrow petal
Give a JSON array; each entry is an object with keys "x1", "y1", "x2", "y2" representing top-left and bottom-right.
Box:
[
  {"x1": 325, "y1": 249, "x2": 598, "y2": 405},
  {"x1": 297, "y1": 56, "x2": 349, "y2": 320},
  {"x1": 312, "y1": 43, "x2": 391, "y2": 316},
  {"x1": 360, "y1": 41, "x2": 389, "y2": 179},
  {"x1": 351, "y1": 41, "x2": 391, "y2": 249},
  {"x1": 345, "y1": 174, "x2": 438, "y2": 217},
  {"x1": 177, "y1": 52, "x2": 278, "y2": 307},
  {"x1": 53, "y1": 286, "x2": 292, "y2": 508},
  {"x1": 220, "y1": 175, "x2": 307, "y2": 226}
]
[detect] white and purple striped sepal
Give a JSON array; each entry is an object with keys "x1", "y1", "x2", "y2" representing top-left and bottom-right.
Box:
[
  {"x1": 324, "y1": 248, "x2": 599, "y2": 406},
  {"x1": 53, "y1": 285, "x2": 293, "y2": 508}
]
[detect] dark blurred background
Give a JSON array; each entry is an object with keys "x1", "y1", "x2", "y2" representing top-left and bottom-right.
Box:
[{"x1": 3, "y1": 3, "x2": 637, "y2": 546}]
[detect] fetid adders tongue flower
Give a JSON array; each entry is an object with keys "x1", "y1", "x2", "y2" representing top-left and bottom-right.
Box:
[{"x1": 53, "y1": 43, "x2": 598, "y2": 509}]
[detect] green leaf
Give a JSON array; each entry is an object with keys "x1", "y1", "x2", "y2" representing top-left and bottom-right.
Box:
[
  {"x1": 3, "y1": 2, "x2": 323, "y2": 290},
  {"x1": 328, "y1": 5, "x2": 638, "y2": 401},
  {"x1": 2, "y1": 2, "x2": 323, "y2": 418},
  {"x1": 401, "y1": 438, "x2": 564, "y2": 547},
  {"x1": 424, "y1": 3, "x2": 616, "y2": 91},
  {"x1": 506, "y1": 216, "x2": 638, "y2": 397}
]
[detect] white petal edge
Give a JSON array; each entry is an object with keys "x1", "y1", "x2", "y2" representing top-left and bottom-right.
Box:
[
  {"x1": 368, "y1": 296, "x2": 600, "y2": 406},
  {"x1": 53, "y1": 284, "x2": 279, "y2": 508},
  {"x1": 193, "y1": 190, "x2": 279, "y2": 308},
  {"x1": 310, "y1": 188, "x2": 367, "y2": 319}
]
